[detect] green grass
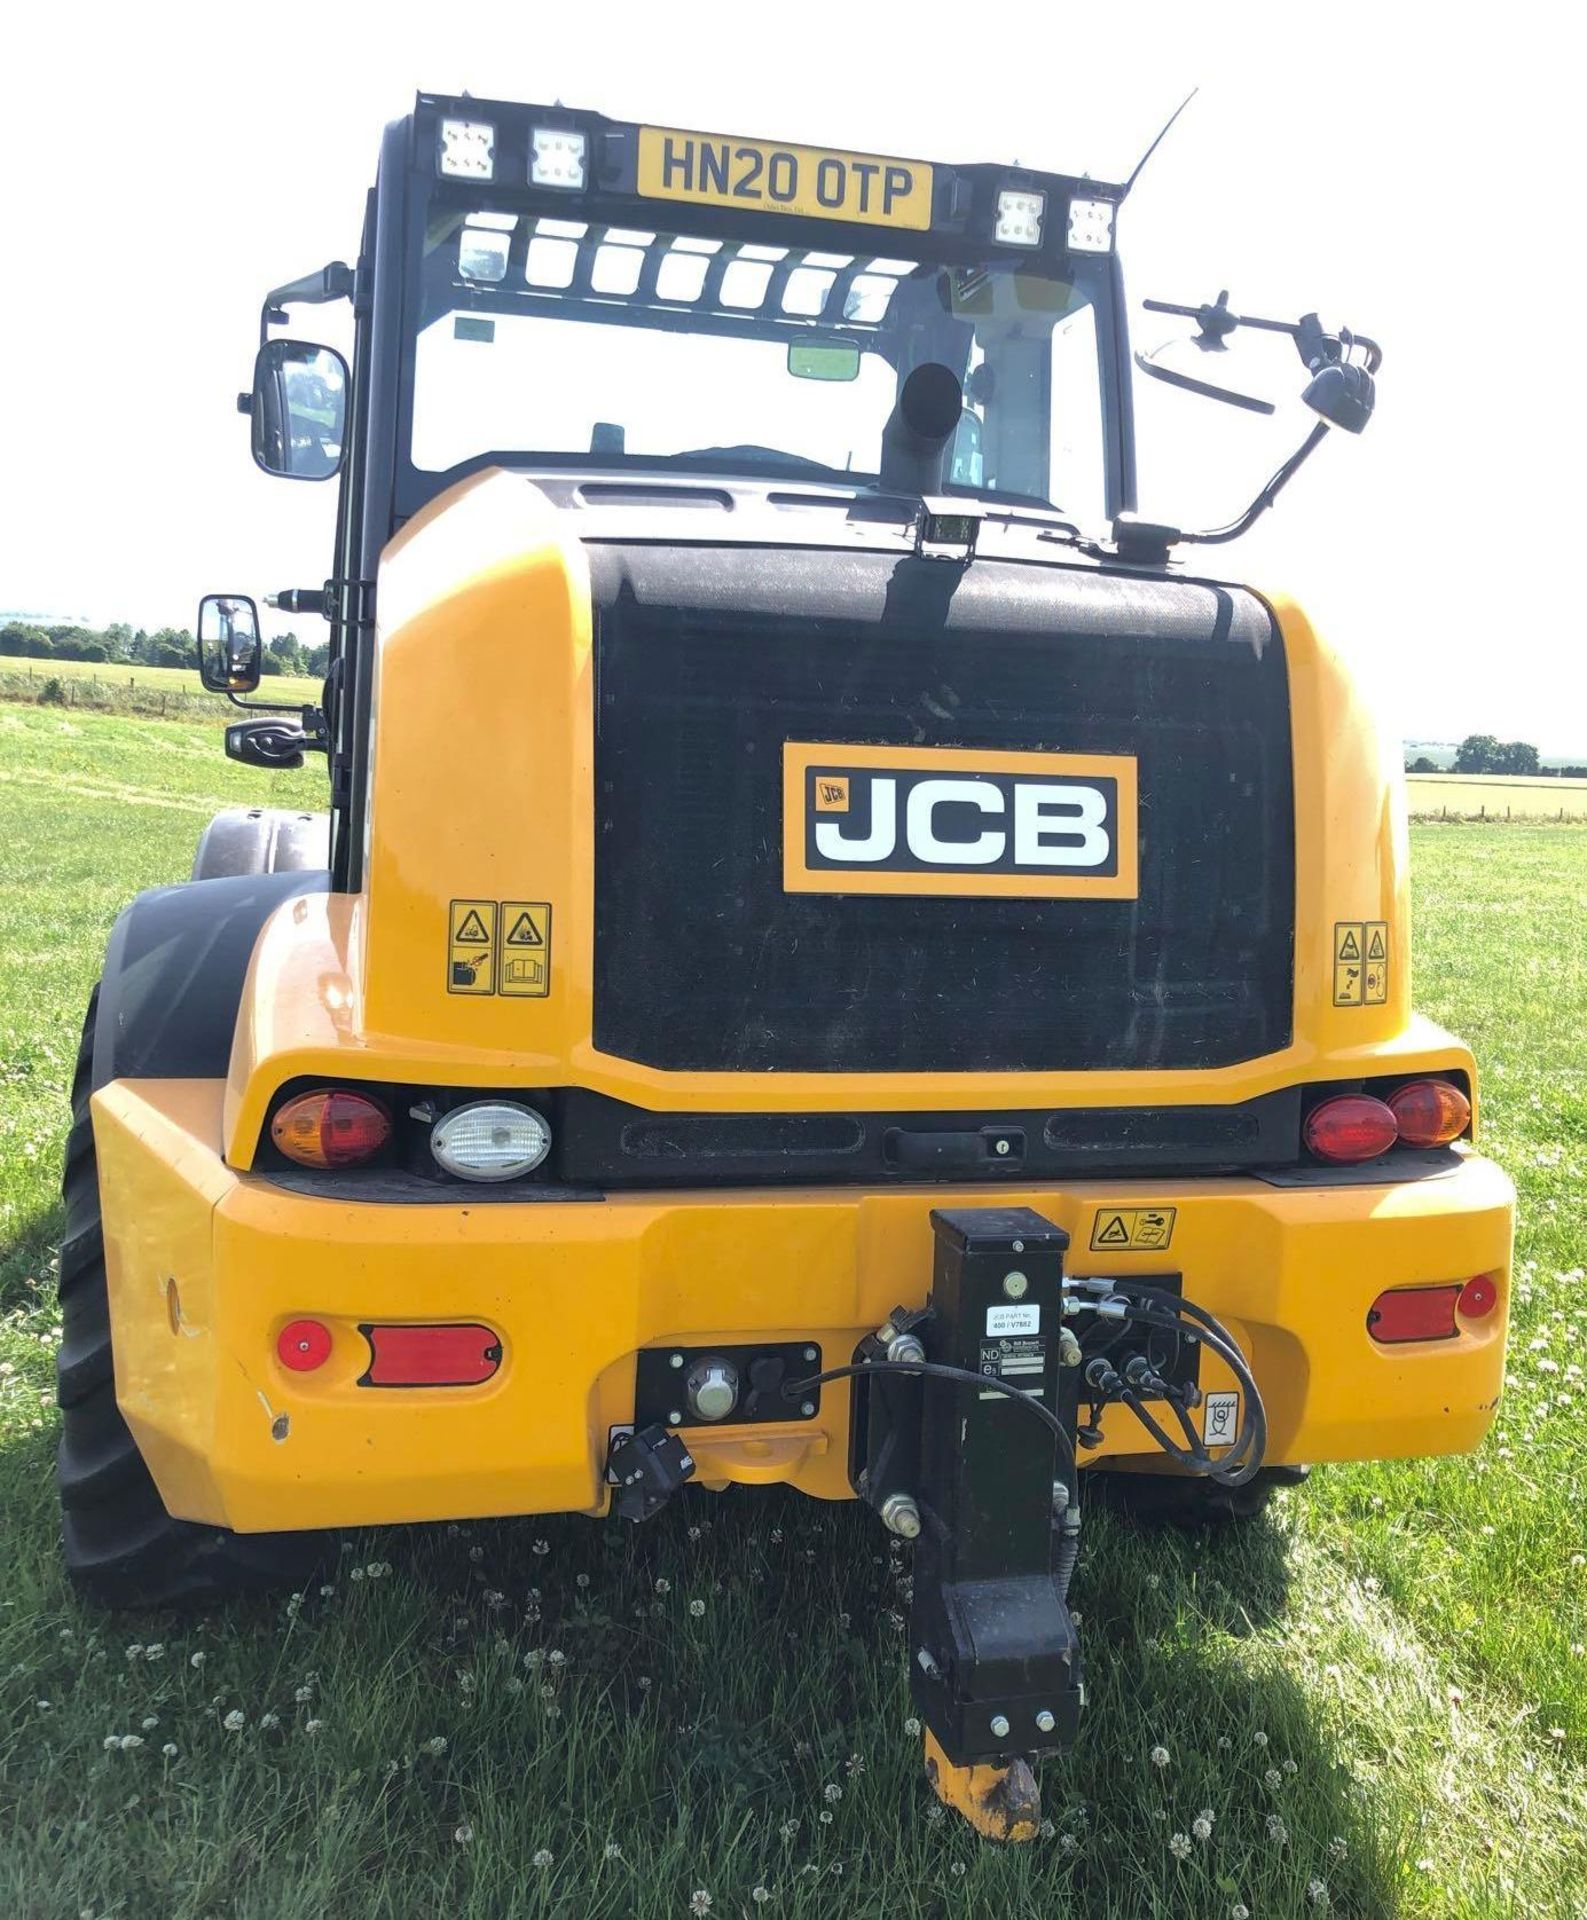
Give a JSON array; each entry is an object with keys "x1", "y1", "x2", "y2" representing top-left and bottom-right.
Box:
[
  {"x1": 0, "y1": 657, "x2": 321, "y2": 724},
  {"x1": 1, "y1": 705, "x2": 1583, "y2": 1919}
]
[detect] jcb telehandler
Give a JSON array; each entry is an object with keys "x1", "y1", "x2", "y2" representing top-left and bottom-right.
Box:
[{"x1": 59, "y1": 95, "x2": 1513, "y2": 1838}]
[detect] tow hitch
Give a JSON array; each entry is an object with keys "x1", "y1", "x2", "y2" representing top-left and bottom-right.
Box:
[{"x1": 848, "y1": 1207, "x2": 1084, "y2": 1839}]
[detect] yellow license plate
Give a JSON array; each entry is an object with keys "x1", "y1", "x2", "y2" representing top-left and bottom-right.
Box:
[{"x1": 637, "y1": 127, "x2": 933, "y2": 231}]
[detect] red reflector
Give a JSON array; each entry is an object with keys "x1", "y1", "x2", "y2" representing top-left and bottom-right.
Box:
[
  {"x1": 1458, "y1": 1274, "x2": 1499, "y2": 1319},
  {"x1": 277, "y1": 1318, "x2": 333, "y2": 1371},
  {"x1": 361, "y1": 1323, "x2": 502, "y2": 1387},
  {"x1": 271, "y1": 1089, "x2": 391, "y2": 1169},
  {"x1": 1367, "y1": 1285, "x2": 1460, "y2": 1343},
  {"x1": 1303, "y1": 1094, "x2": 1398, "y2": 1164},
  {"x1": 1387, "y1": 1077, "x2": 1471, "y2": 1148}
]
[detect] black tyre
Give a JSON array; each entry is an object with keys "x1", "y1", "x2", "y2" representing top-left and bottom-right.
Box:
[
  {"x1": 56, "y1": 987, "x2": 324, "y2": 1607},
  {"x1": 1088, "y1": 1463, "x2": 1309, "y2": 1528}
]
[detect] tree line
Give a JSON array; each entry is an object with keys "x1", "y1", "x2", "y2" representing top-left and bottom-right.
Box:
[
  {"x1": 1406, "y1": 736, "x2": 1587, "y2": 779},
  {"x1": 0, "y1": 620, "x2": 329, "y2": 680}
]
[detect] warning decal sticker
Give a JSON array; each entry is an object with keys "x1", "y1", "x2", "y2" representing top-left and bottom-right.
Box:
[
  {"x1": 1202, "y1": 1390, "x2": 1240, "y2": 1449},
  {"x1": 447, "y1": 899, "x2": 554, "y2": 998},
  {"x1": 448, "y1": 899, "x2": 496, "y2": 995},
  {"x1": 1089, "y1": 1206, "x2": 1177, "y2": 1252},
  {"x1": 1333, "y1": 921, "x2": 1389, "y2": 1006},
  {"x1": 500, "y1": 901, "x2": 553, "y2": 999}
]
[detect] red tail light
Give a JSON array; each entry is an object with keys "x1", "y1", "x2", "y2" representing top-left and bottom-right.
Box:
[
  {"x1": 360, "y1": 1323, "x2": 503, "y2": 1387},
  {"x1": 271, "y1": 1089, "x2": 391, "y2": 1168},
  {"x1": 1303, "y1": 1094, "x2": 1398, "y2": 1164},
  {"x1": 1386, "y1": 1078, "x2": 1471, "y2": 1147},
  {"x1": 1367, "y1": 1285, "x2": 1461, "y2": 1343}
]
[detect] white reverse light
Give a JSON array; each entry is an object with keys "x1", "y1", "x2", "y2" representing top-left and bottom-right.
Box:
[
  {"x1": 531, "y1": 127, "x2": 588, "y2": 189},
  {"x1": 439, "y1": 119, "x2": 496, "y2": 182},
  {"x1": 995, "y1": 188, "x2": 1046, "y2": 248},
  {"x1": 1067, "y1": 196, "x2": 1116, "y2": 254},
  {"x1": 430, "y1": 1101, "x2": 551, "y2": 1182}
]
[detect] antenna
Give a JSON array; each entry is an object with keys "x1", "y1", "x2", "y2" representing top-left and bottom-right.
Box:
[{"x1": 1121, "y1": 88, "x2": 1199, "y2": 199}]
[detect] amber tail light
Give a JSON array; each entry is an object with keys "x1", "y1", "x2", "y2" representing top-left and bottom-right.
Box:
[{"x1": 270, "y1": 1090, "x2": 392, "y2": 1169}]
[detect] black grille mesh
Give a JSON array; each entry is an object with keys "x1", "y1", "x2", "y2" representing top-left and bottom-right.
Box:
[{"x1": 590, "y1": 546, "x2": 1294, "y2": 1074}]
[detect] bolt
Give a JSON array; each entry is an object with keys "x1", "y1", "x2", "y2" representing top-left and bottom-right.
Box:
[
  {"x1": 1035, "y1": 1709, "x2": 1056, "y2": 1734},
  {"x1": 668, "y1": 1409, "x2": 683, "y2": 1426},
  {"x1": 994, "y1": 1137, "x2": 1011, "y2": 1156},
  {"x1": 669, "y1": 1352, "x2": 685, "y2": 1370},
  {"x1": 887, "y1": 1331, "x2": 926, "y2": 1366},
  {"x1": 1002, "y1": 1270, "x2": 1029, "y2": 1300},
  {"x1": 800, "y1": 1401, "x2": 816, "y2": 1418},
  {"x1": 879, "y1": 1492, "x2": 921, "y2": 1539},
  {"x1": 989, "y1": 1713, "x2": 1011, "y2": 1738},
  {"x1": 1012, "y1": 1239, "x2": 1025, "y2": 1253},
  {"x1": 803, "y1": 1346, "x2": 818, "y2": 1362}
]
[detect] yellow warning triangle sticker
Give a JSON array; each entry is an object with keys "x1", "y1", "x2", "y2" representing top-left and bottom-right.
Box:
[
  {"x1": 1337, "y1": 928, "x2": 1360, "y2": 961},
  {"x1": 1366, "y1": 927, "x2": 1386, "y2": 960},
  {"x1": 455, "y1": 909, "x2": 491, "y2": 944},
  {"x1": 1095, "y1": 1213, "x2": 1130, "y2": 1246},
  {"x1": 506, "y1": 911, "x2": 544, "y2": 947}
]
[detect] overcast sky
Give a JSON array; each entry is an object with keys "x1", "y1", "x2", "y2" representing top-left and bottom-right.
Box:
[{"x1": 2, "y1": 2, "x2": 1581, "y2": 750}]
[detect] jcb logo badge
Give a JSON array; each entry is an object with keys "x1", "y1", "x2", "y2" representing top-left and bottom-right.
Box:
[{"x1": 782, "y1": 743, "x2": 1138, "y2": 900}]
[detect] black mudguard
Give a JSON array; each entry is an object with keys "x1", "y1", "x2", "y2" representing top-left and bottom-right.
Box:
[
  {"x1": 92, "y1": 871, "x2": 329, "y2": 1091},
  {"x1": 191, "y1": 806, "x2": 330, "y2": 881}
]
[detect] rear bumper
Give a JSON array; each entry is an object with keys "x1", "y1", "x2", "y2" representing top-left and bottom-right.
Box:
[{"x1": 95, "y1": 1080, "x2": 1514, "y2": 1534}]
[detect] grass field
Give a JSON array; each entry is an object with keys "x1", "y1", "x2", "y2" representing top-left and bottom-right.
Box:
[
  {"x1": 0, "y1": 656, "x2": 321, "y2": 723},
  {"x1": 1406, "y1": 773, "x2": 1587, "y2": 821},
  {"x1": 1, "y1": 702, "x2": 1583, "y2": 1919}
]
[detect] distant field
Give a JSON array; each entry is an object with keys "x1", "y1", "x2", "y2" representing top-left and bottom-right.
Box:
[
  {"x1": 1407, "y1": 772, "x2": 1587, "y2": 819},
  {"x1": 0, "y1": 655, "x2": 320, "y2": 700}
]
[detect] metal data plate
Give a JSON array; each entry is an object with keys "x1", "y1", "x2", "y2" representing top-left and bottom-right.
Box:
[{"x1": 633, "y1": 1341, "x2": 822, "y2": 1430}]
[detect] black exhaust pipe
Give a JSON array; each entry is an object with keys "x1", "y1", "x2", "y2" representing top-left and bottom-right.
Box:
[{"x1": 879, "y1": 362, "x2": 963, "y2": 496}]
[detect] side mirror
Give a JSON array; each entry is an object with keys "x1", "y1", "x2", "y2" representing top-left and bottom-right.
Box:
[
  {"x1": 1303, "y1": 359, "x2": 1375, "y2": 434},
  {"x1": 197, "y1": 594, "x2": 262, "y2": 693},
  {"x1": 249, "y1": 340, "x2": 348, "y2": 479}
]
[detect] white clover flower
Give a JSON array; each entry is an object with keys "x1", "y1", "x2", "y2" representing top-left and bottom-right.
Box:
[
  {"x1": 469, "y1": 1545, "x2": 484, "y2": 1562},
  {"x1": 119, "y1": 1734, "x2": 145, "y2": 1751},
  {"x1": 688, "y1": 1526, "x2": 702, "y2": 1542},
  {"x1": 576, "y1": 1573, "x2": 591, "y2": 1589},
  {"x1": 547, "y1": 1650, "x2": 567, "y2": 1668},
  {"x1": 604, "y1": 1842, "x2": 622, "y2": 1860},
  {"x1": 295, "y1": 1685, "x2": 314, "y2": 1703},
  {"x1": 304, "y1": 1719, "x2": 325, "y2": 1735},
  {"x1": 751, "y1": 1890, "x2": 770, "y2": 1905},
  {"x1": 144, "y1": 1644, "x2": 165, "y2": 1661},
  {"x1": 1059, "y1": 1833, "x2": 1079, "y2": 1854},
  {"x1": 1038, "y1": 1818, "x2": 1055, "y2": 1839},
  {"x1": 949, "y1": 1861, "x2": 966, "y2": 1877},
  {"x1": 1192, "y1": 1816, "x2": 1213, "y2": 1842},
  {"x1": 126, "y1": 1644, "x2": 144, "y2": 1660},
  {"x1": 141, "y1": 1716, "x2": 159, "y2": 1731},
  {"x1": 1283, "y1": 1757, "x2": 1298, "y2": 1775},
  {"x1": 1264, "y1": 1768, "x2": 1282, "y2": 1789},
  {"x1": 690, "y1": 1894, "x2": 713, "y2": 1915},
  {"x1": 319, "y1": 1584, "x2": 335, "y2": 1597},
  {"x1": 655, "y1": 1577, "x2": 671, "y2": 1595},
  {"x1": 456, "y1": 1825, "x2": 476, "y2": 1846},
  {"x1": 845, "y1": 1753, "x2": 866, "y2": 1775},
  {"x1": 350, "y1": 1567, "x2": 365, "y2": 1582},
  {"x1": 823, "y1": 1783, "x2": 843, "y2": 1803},
  {"x1": 532, "y1": 1538, "x2": 550, "y2": 1556},
  {"x1": 925, "y1": 1804, "x2": 944, "y2": 1824},
  {"x1": 102, "y1": 1735, "x2": 121, "y2": 1751},
  {"x1": 161, "y1": 1743, "x2": 178, "y2": 1758},
  {"x1": 1150, "y1": 1745, "x2": 1171, "y2": 1768},
  {"x1": 423, "y1": 1736, "x2": 448, "y2": 1755},
  {"x1": 1307, "y1": 1879, "x2": 1329, "y2": 1907},
  {"x1": 771, "y1": 1528, "x2": 784, "y2": 1544},
  {"x1": 818, "y1": 1810, "x2": 833, "y2": 1826},
  {"x1": 1232, "y1": 1906, "x2": 1251, "y2": 1919},
  {"x1": 1266, "y1": 1815, "x2": 1288, "y2": 1845},
  {"x1": 223, "y1": 1711, "x2": 245, "y2": 1732},
  {"x1": 531, "y1": 1847, "x2": 553, "y2": 1866},
  {"x1": 904, "y1": 1717, "x2": 921, "y2": 1737},
  {"x1": 36, "y1": 1701, "x2": 51, "y2": 1714},
  {"x1": 260, "y1": 1713, "x2": 281, "y2": 1731},
  {"x1": 1169, "y1": 1833, "x2": 1191, "y2": 1861},
  {"x1": 1329, "y1": 1836, "x2": 1349, "y2": 1861},
  {"x1": 1252, "y1": 1730, "x2": 1268, "y2": 1747},
  {"x1": 689, "y1": 1598, "x2": 706, "y2": 1617}
]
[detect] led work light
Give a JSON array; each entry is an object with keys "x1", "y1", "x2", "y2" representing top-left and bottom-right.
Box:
[
  {"x1": 994, "y1": 188, "x2": 1045, "y2": 248},
  {"x1": 1066, "y1": 196, "x2": 1115, "y2": 254},
  {"x1": 531, "y1": 127, "x2": 588, "y2": 189},
  {"x1": 438, "y1": 118, "x2": 496, "y2": 181}
]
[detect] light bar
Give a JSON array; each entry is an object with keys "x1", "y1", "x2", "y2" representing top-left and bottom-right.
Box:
[
  {"x1": 994, "y1": 188, "x2": 1045, "y2": 249},
  {"x1": 438, "y1": 118, "x2": 496, "y2": 182},
  {"x1": 1067, "y1": 196, "x2": 1115, "y2": 254},
  {"x1": 531, "y1": 127, "x2": 588, "y2": 190}
]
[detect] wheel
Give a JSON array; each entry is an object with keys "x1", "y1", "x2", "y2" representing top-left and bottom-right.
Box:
[
  {"x1": 1087, "y1": 1463, "x2": 1309, "y2": 1528},
  {"x1": 56, "y1": 987, "x2": 324, "y2": 1607}
]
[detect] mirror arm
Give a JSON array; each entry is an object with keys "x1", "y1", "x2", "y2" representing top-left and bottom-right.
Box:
[
  {"x1": 1178, "y1": 420, "x2": 1332, "y2": 547},
  {"x1": 258, "y1": 262, "x2": 354, "y2": 345}
]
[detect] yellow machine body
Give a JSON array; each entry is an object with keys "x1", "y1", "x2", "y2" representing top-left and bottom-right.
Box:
[{"x1": 91, "y1": 473, "x2": 1514, "y2": 1533}]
